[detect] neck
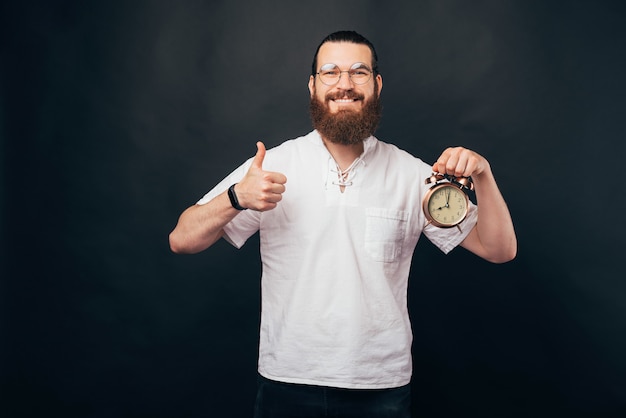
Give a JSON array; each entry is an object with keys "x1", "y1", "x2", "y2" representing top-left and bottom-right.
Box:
[{"x1": 321, "y1": 137, "x2": 364, "y2": 170}]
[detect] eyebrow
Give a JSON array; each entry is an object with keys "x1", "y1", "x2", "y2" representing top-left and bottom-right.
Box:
[{"x1": 319, "y1": 62, "x2": 372, "y2": 70}]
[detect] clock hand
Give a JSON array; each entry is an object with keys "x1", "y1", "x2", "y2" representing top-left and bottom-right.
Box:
[{"x1": 445, "y1": 189, "x2": 451, "y2": 208}]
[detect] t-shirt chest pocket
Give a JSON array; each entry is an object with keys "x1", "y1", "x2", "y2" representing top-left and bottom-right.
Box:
[{"x1": 364, "y1": 208, "x2": 408, "y2": 263}]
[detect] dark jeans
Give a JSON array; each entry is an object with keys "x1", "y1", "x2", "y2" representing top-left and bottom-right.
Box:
[{"x1": 253, "y1": 374, "x2": 411, "y2": 418}]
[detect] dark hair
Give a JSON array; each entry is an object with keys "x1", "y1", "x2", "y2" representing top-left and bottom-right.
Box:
[{"x1": 311, "y1": 30, "x2": 379, "y2": 76}]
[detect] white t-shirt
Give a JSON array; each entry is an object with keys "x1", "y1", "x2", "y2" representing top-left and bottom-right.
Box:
[{"x1": 198, "y1": 130, "x2": 477, "y2": 389}]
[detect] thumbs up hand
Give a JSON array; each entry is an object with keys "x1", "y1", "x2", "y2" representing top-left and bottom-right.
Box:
[{"x1": 234, "y1": 142, "x2": 287, "y2": 211}]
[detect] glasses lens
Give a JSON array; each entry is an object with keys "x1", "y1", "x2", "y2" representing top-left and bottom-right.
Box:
[
  {"x1": 348, "y1": 63, "x2": 372, "y2": 85},
  {"x1": 319, "y1": 64, "x2": 340, "y2": 85},
  {"x1": 318, "y1": 63, "x2": 372, "y2": 85}
]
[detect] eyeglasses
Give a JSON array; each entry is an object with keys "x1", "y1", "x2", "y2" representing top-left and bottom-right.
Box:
[{"x1": 316, "y1": 62, "x2": 373, "y2": 86}]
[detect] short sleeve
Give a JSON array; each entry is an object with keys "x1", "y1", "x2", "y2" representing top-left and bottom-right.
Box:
[{"x1": 196, "y1": 158, "x2": 261, "y2": 248}]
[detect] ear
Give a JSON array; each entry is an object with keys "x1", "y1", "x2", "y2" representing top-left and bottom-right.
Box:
[
  {"x1": 375, "y1": 74, "x2": 383, "y2": 95},
  {"x1": 308, "y1": 75, "x2": 315, "y2": 97}
]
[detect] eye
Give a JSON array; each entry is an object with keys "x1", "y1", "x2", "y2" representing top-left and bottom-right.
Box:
[
  {"x1": 322, "y1": 69, "x2": 340, "y2": 77},
  {"x1": 319, "y1": 64, "x2": 340, "y2": 76},
  {"x1": 349, "y1": 63, "x2": 372, "y2": 79},
  {"x1": 350, "y1": 69, "x2": 370, "y2": 77}
]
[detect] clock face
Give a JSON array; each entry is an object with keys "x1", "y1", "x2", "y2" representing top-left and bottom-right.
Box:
[{"x1": 424, "y1": 184, "x2": 469, "y2": 227}]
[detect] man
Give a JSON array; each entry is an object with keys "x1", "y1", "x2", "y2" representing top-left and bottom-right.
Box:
[{"x1": 170, "y1": 31, "x2": 516, "y2": 418}]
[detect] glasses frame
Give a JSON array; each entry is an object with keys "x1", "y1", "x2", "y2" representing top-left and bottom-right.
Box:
[{"x1": 315, "y1": 62, "x2": 374, "y2": 86}]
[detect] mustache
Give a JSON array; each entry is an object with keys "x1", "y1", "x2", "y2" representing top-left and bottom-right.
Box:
[{"x1": 325, "y1": 90, "x2": 365, "y2": 101}]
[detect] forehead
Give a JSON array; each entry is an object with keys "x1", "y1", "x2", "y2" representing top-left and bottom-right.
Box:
[{"x1": 316, "y1": 41, "x2": 373, "y2": 69}]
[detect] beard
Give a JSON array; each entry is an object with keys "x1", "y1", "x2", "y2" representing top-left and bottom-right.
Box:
[{"x1": 309, "y1": 85, "x2": 382, "y2": 145}]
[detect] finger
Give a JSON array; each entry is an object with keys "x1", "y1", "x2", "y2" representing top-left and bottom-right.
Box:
[
  {"x1": 432, "y1": 158, "x2": 444, "y2": 173},
  {"x1": 450, "y1": 153, "x2": 468, "y2": 177},
  {"x1": 266, "y1": 182, "x2": 287, "y2": 195},
  {"x1": 455, "y1": 151, "x2": 479, "y2": 177},
  {"x1": 433, "y1": 147, "x2": 453, "y2": 173},
  {"x1": 461, "y1": 158, "x2": 475, "y2": 177},
  {"x1": 263, "y1": 191, "x2": 284, "y2": 204},
  {"x1": 266, "y1": 171, "x2": 287, "y2": 185},
  {"x1": 251, "y1": 141, "x2": 266, "y2": 170},
  {"x1": 444, "y1": 152, "x2": 460, "y2": 175}
]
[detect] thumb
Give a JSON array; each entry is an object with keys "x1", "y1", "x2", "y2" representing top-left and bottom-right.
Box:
[{"x1": 251, "y1": 141, "x2": 266, "y2": 170}]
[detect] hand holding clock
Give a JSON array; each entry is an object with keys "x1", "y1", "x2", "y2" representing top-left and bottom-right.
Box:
[
  {"x1": 423, "y1": 147, "x2": 488, "y2": 230},
  {"x1": 432, "y1": 147, "x2": 488, "y2": 178},
  {"x1": 430, "y1": 146, "x2": 517, "y2": 263}
]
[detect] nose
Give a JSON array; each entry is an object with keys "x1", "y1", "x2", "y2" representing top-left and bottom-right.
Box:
[{"x1": 336, "y1": 71, "x2": 354, "y2": 89}]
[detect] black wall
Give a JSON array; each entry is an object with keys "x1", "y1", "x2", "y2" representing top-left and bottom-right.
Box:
[{"x1": 2, "y1": 1, "x2": 625, "y2": 417}]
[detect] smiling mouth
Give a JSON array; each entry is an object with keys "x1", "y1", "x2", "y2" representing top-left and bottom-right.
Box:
[{"x1": 327, "y1": 91, "x2": 364, "y2": 103}]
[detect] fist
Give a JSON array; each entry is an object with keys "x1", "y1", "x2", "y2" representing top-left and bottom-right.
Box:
[
  {"x1": 235, "y1": 142, "x2": 287, "y2": 211},
  {"x1": 432, "y1": 147, "x2": 488, "y2": 178}
]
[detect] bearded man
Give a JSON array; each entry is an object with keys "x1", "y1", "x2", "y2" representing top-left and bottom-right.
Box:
[{"x1": 169, "y1": 30, "x2": 517, "y2": 418}]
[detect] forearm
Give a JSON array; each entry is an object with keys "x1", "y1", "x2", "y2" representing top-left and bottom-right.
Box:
[
  {"x1": 462, "y1": 166, "x2": 517, "y2": 263},
  {"x1": 169, "y1": 191, "x2": 241, "y2": 254}
]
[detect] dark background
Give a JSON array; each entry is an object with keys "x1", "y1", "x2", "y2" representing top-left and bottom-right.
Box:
[{"x1": 2, "y1": 0, "x2": 625, "y2": 417}]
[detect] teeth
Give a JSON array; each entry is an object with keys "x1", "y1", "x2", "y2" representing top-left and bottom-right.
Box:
[{"x1": 334, "y1": 99, "x2": 355, "y2": 103}]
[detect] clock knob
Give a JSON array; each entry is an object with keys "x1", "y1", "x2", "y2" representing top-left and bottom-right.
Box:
[
  {"x1": 425, "y1": 173, "x2": 445, "y2": 185},
  {"x1": 454, "y1": 176, "x2": 474, "y2": 191}
]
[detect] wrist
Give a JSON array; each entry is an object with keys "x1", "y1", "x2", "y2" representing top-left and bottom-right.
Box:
[{"x1": 227, "y1": 183, "x2": 247, "y2": 210}]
